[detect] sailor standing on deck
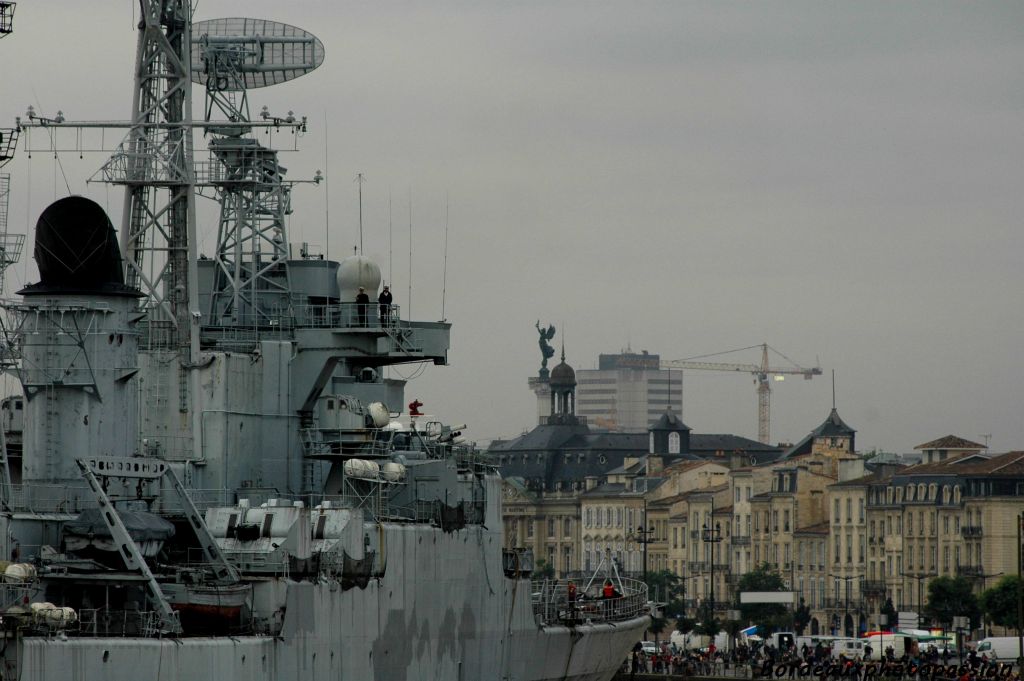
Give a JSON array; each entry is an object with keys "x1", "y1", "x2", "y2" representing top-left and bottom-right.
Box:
[
  {"x1": 566, "y1": 581, "x2": 577, "y2": 622},
  {"x1": 355, "y1": 287, "x2": 369, "y2": 327},
  {"x1": 602, "y1": 579, "x2": 617, "y2": 618},
  {"x1": 378, "y1": 285, "x2": 393, "y2": 326}
]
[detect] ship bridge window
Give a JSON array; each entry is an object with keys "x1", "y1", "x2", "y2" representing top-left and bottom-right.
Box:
[{"x1": 327, "y1": 399, "x2": 334, "y2": 411}]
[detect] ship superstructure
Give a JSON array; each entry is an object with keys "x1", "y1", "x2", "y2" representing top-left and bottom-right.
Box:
[{"x1": 0, "y1": 3, "x2": 649, "y2": 680}]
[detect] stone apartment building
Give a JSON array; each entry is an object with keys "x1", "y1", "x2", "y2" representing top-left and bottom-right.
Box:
[
  {"x1": 863, "y1": 440, "x2": 1024, "y2": 630},
  {"x1": 499, "y1": 353, "x2": 1024, "y2": 638}
]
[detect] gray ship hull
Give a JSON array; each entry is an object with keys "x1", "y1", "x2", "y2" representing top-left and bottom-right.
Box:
[{"x1": 6, "y1": 521, "x2": 645, "y2": 681}]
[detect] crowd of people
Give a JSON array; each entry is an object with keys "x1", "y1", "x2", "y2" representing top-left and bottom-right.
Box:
[
  {"x1": 624, "y1": 639, "x2": 1022, "y2": 681},
  {"x1": 628, "y1": 641, "x2": 757, "y2": 677}
]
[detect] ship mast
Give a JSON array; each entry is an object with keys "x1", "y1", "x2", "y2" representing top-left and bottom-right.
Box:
[{"x1": 107, "y1": 0, "x2": 199, "y2": 362}]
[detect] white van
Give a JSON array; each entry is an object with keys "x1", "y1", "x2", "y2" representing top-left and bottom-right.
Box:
[
  {"x1": 772, "y1": 632, "x2": 796, "y2": 652},
  {"x1": 831, "y1": 638, "x2": 866, "y2": 660},
  {"x1": 861, "y1": 633, "x2": 918, "y2": 661},
  {"x1": 976, "y1": 637, "x2": 1023, "y2": 664}
]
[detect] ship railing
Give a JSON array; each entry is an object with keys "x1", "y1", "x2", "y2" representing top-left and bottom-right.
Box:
[
  {"x1": 14, "y1": 607, "x2": 169, "y2": 638},
  {"x1": 530, "y1": 578, "x2": 649, "y2": 626},
  {"x1": 0, "y1": 581, "x2": 38, "y2": 610},
  {"x1": 7, "y1": 483, "x2": 93, "y2": 514},
  {"x1": 195, "y1": 303, "x2": 405, "y2": 333},
  {"x1": 154, "y1": 488, "x2": 238, "y2": 514},
  {"x1": 139, "y1": 434, "x2": 195, "y2": 462}
]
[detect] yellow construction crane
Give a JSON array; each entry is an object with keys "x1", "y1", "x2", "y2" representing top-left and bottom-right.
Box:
[{"x1": 661, "y1": 343, "x2": 822, "y2": 445}]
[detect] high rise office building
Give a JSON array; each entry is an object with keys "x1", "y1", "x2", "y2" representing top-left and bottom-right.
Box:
[{"x1": 576, "y1": 351, "x2": 682, "y2": 432}]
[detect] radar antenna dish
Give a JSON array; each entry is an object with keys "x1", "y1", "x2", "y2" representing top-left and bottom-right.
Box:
[
  {"x1": 191, "y1": 18, "x2": 325, "y2": 90},
  {"x1": 0, "y1": 2, "x2": 15, "y2": 37}
]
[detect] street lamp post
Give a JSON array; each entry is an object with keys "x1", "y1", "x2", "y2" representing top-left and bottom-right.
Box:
[
  {"x1": 837, "y1": 575, "x2": 861, "y2": 637},
  {"x1": 632, "y1": 504, "x2": 655, "y2": 640},
  {"x1": 702, "y1": 496, "x2": 723, "y2": 621},
  {"x1": 900, "y1": 571, "x2": 937, "y2": 627},
  {"x1": 976, "y1": 571, "x2": 1004, "y2": 638},
  {"x1": 635, "y1": 523, "x2": 655, "y2": 585}
]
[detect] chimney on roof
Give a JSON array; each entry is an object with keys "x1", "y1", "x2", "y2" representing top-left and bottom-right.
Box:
[{"x1": 838, "y1": 458, "x2": 866, "y2": 483}]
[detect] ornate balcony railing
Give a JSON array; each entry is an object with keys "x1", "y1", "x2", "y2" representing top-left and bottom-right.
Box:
[
  {"x1": 957, "y1": 564, "x2": 985, "y2": 577},
  {"x1": 862, "y1": 580, "x2": 886, "y2": 596}
]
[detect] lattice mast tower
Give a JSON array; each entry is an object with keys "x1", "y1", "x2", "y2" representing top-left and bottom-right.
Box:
[
  {"x1": 0, "y1": 1, "x2": 25, "y2": 297},
  {"x1": 106, "y1": 0, "x2": 198, "y2": 357},
  {"x1": 0, "y1": 0, "x2": 20, "y2": 502}
]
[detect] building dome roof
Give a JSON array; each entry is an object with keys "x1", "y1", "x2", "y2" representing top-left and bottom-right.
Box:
[{"x1": 549, "y1": 360, "x2": 576, "y2": 388}]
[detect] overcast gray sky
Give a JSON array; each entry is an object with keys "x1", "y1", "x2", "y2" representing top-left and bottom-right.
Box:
[{"x1": 3, "y1": 2, "x2": 1022, "y2": 453}]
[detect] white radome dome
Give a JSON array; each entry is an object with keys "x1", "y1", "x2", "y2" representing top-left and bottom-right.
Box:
[{"x1": 336, "y1": 255, "x2": 381, "y2": 301}]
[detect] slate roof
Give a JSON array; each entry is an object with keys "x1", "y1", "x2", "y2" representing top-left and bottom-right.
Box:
[
  {"x1": 489, "y1": 423, "x2": 599, "y2": 452},
  {"x1": 829, "y1": 472, "x2": 886, "y2": 488},
  {"x1": 914, "y1": 435, "x2": 986, "y2": 451},
  {"x1": 779, "y1": 408, "x2": 856, "y2": 460},
  {"x1": 812, "y1": 408, "x2": 856, "y2": 438},
  {"x1": 490, "y1": 421, "x2": 779, "y2": 491},
  {"x1": 605, "y1": 458, "x2": 648, "y2": 476},
  {"x1": 899, "y1": 451, "x2": 1024, "y2": 477},
  {"x1": 691, "y1": 434, "x2": 781, "y2": 461},
  {"x1": 650, "y1": 408, "x2": 690, "y2": 432},
  {"x1": 580, "y1": 482, "x2": 627, "y2": 497}
]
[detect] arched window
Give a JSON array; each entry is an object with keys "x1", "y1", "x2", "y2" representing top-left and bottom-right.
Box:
[{"x1": 668, "y1": 432, "x2": 680, "y2": 454}]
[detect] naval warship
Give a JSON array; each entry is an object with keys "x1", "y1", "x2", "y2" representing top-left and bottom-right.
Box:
[{"x1": 0, "y1": 2, "x2": 649, "y2": 680}]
